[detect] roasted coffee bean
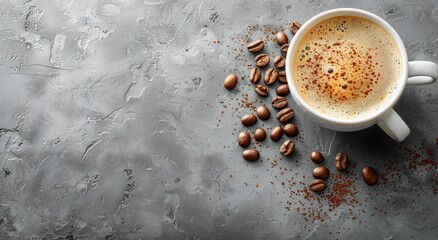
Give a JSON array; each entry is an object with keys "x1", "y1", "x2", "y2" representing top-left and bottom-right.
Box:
[
  {"x1": 255, "y1": 54, "x2": 270, "y2": 67},
  {"x1": 310, "y1": 151, "x2": 324, "y2": 164},
  {"x1": 271, "y1": 96, "x2": 288, "y2": 109},
  {"x1": 276, "y1": 31, "x2": 288, "y2": 46},
  {"x1": 274, "y1": 56, "x2": 286, "y2": 68},
  {"x1": 277, "y1": 108, "x2": 295, "y2": 123},
  {"x1": 247, "y1": 39, "x2": 264, "y2": 53},
  {"x1": 250, "y1": 68, "x2": 261, "y2": 84},
  {"x1": 362, "y1": 166, "x2": 378, "y2": 185},
  {"x1": 289, "y1": 21, "x2": 302, "y2": 34},
  {"x1": 278, "y1": 71, "x2": 287, "y2": 83},
  {"x1": 255, "y1": 84, "x2": 269, "y2": 96},
  {"x1": 283, "y1": 123, "x2": 298, "y2": 137},
  {"x1": 276, "y1": 84, "x2": 290, "y2": 96},
  {"x1": 256, "y1": 105, "x2": 271, "y2": 120},
  {"x1": 335, "y1": 152, "x2": 348, "y2": 171},
  {"x1": 264, "y1": 68, "x2": 278, "y2": 85},
  {"x1": 224, "y1": 74, "x2": 238, "y2": 90},
  {"x1": 241, "y1": 114, "x2": 257, "y2": 126},
  {"x1": 312, "y1": 166, "x2": 330, "y2": 179},
  {"x1": 238, "y1": 132, "x2": 251, "y2": 147},
  {"x1": 309, "y1": 179, "x2": 326, "y2": 192},
  {"x1": 280, "y1": 44, "x2": 289, "y2": 57},
  {"x1": 280, "y1": 140, "x2": 295, "y2": 156},
  {"x1": 270, "y1": 126, "x2": 283, "y2": 142},
  {"x1": 243, "y1": 149, "x2": 260, "y2": 161},
  {"x1": 254, "y1": 128, "x2": 266, "y2": 141}
]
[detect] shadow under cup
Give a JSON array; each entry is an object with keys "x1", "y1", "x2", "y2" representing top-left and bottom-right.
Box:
[{"x1": 285, "y1": 8, "x2": 409, "y2": 132}]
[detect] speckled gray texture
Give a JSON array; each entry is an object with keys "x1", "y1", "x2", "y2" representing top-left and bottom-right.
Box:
[{"x1": 0, "y1": 0, "x2": 437, "y2": 239}]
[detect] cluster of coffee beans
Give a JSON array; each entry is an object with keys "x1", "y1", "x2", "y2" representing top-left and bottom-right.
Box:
[
  {"x1": 308, "y1": 151, "x2": 378, "y2": 192},
  {"x1": 308, "y1": 151, "x2": 343, "y2": 192},
  {"x1": 224, "y1": 23, "x2": 304, "y2": 162}
]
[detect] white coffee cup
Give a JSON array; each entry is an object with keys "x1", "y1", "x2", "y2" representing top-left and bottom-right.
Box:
[{"x1": 285, "y1": 8, "x2": 438, "y2": 142}]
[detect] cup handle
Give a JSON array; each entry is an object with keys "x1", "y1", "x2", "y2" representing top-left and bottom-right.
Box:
[
  {"x1": 407, "y1": 61, "x2": 438, "y2": 85},
  {"x1": 376, "y1": 61, "x2": 437, "y2": 141},
  {"x1": 377, "y1": 108, "x2": 410, "y2": 142}
]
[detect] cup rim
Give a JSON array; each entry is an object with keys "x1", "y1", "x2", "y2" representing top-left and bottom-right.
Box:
[{"x1": 285, "y1": 8, "x2": 409, "y2": 125}]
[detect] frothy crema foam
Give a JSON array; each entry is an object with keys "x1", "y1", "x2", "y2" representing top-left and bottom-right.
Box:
[{"x1": 293, "y1": 16, "x2": 402, "y2": 120}]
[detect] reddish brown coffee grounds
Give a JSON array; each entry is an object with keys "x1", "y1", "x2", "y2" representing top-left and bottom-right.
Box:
[
  {"x1": 327, "y1": 174, "x2": 356, "y2": 211},
  {"x1": 379, "y1": 139, "x2": 437, "y2": 196},
  {"x1": 404, "y1": 140, "x2": 438, "y2": 171},
  {"x1": 239, "y1": 93, "x2": 261, "y2": 110}
]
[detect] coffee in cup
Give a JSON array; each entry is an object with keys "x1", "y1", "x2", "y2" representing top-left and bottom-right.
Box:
[{"x1": 292, "y1": 16, "x2": 402, "y2": 120}]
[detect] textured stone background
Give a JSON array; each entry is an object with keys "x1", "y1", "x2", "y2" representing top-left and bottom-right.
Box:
[{"x1": 0, "y1": 0, "x2": 437, "y2": 239}]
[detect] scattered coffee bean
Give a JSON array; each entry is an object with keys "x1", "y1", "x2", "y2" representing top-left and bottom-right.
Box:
[
  {"x1": 241, "y1": 114, "x2": 257, "y2": 126},
  {"x1": 362, "y1": 166, "x2": 378, "y2": 185},
  {"x1": 270, "y1": 126, "x2": 283, "y2": 142},
  {"x1": 224, "y1": 74, "x2": 238, "y2": 90},
  {"x1": 277, "y1": 108, "x2": 295, "y2": 123},
  {"x1": 264, "y1": 68, "x2": 278, "y2": 85},
  {"x1": 312, "y1": 166, "x2": 330, "y2": 179},
  {"x1": 280, "y1": 44, "x2": 289, "y2": 57},
  {"x1": 243, "y1": 149, "x2": 260, "y2": 161},
  {"x1": 335, "y1": 152, "x2": 348, "y2": 171},
  {"x1": 280, "y1": 140, "x2": 295, "y2": 156},
  {"x1": 276, "y1": 31, "x2": 288, "y2": 46},
  {"x1": 254, "y1": 128, "x2": 266, "y2": 141},
  {"x1": 283, "y1": 123, "x2": 298, "y2": 137},
  {"x1": 255, "y1": 84, "x2": 269, "y2": 96},
  {"x1": 289, "y1": 21, "x2": 302, "y2": 34},
  {"x1": 278, "y1": 71, "x2": 287, "y2": 83},
  {"x1": 309, "y1": 179, "x2": 326, "y2": 192},
  {"x1": 274, "y1": 56, "x2": 286, "y2": 68},
  {"x1": 271, "y1": 96, "x2": 288, "y2": 109},
  {"x1": 310, "y1": 151, "x2": 324, "y2": 164},
  {"x1": 247, "y1": 39, "x2": 264, "y2": 53},
  {"x1": 256, "y1": 105, "x2": 271, "y2": 120},
  {"x1": 250, "y1": 68, "x2": 261, "y2": 84},
  {"x1": 276, "y1": 84, "x2": 290, "y2": 96},
  {"x1": 238, "y1": 132, "x2": 251, "y2": 147},
  {"x1": 255, "y1": 54, "x2": 270, "y2": 67}
]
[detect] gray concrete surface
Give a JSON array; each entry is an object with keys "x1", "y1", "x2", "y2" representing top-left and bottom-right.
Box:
[{"x1": 0, "y1": 0, "x2": 437, "y2": 239}]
